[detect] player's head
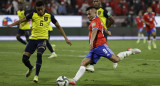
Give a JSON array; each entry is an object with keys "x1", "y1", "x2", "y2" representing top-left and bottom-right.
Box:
[
  {"x1": 147, "y1": 7, "x2": 152, "y2": 13},
  {"x1": 86, "y1": 6, "x2": 97, "y2": 21},
  {"x1": 93, "y1": 0, "x2": 101, "y2": 9},
  {"x1": 138, "y1": 11, "x2": 143, "y2": 16},
  {"x1": 18, "y1": 2, "x2": 24, "y2": 11},
  {"x1": 36, "y1": 0, "x2": 45, "y2": 16}
]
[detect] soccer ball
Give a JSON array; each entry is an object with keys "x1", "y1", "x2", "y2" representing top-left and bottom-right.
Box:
[{"x1": 56, "y1": 76, "x2": 69, "y2": 86}]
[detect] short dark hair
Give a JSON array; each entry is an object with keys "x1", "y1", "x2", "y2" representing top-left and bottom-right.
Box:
[
  {"x1": 36, "y1": 0, "x2": 45, "y2": 7},
  {"x1": 86, "y1": 6, "x2": 97, "y2": 11}
]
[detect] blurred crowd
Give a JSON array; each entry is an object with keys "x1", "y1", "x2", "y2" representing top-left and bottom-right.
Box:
[{"x1": 0, "y1": 0, "x2": 160, "y2": 16}]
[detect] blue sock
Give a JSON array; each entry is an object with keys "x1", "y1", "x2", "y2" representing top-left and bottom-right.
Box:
[
  {"x1": 46, "y1": 40, "x2": 54, "y2": 53},
  {"x1": 36, "y1": 48, "x2": 45, "y2": 76},
  {"x1": 22, "y1": 55, "x2": 33, "y2": 70},
  {"x1": 17, "y1": 37, "x2": 27, "y2": 45}
]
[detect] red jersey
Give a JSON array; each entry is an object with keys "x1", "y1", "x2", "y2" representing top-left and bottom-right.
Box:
[
  {"x1": 143, "y1": 12, "x2": 155, "y2": 31},
  {"x1": 89, "y1": 16, "x2": 107, "y2": 48},
  {"x1": 135, "y1": 16, "x2": 144, "y2": 29}
]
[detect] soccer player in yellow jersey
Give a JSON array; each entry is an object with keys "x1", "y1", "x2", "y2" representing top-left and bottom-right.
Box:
[
  {"x1": 86, "y1": 0, "x2": 117, "y2": 72},
  {"x1": 6, "y1": 1, "x2": 72, "y2": 83},
  {"x1": 16, "y1": 2, "x2": 31, "y2": 45}
]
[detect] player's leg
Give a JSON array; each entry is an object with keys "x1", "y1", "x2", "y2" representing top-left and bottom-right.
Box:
[
  {"x1": 47, "y1": 31, "x2": 57, "y2": 58},
  {"x1": 16, "y1": 29, "x2": 27, "y2": 45},
  {"x1": 109, "y1": 48, "x2": 141, "y2": 62},
  {"x1": 33, "y1": 40, "x2": 46, "y2": 83},
  {"x1": 141, "y1": 29, "x2": 146, "y2": 43},
  {"x1": 69, "y1": 50, "x2": 99, "y2": 85},
  {"x1": 137, "y1": 29, "x2": 141, "y2": 43},
  {"x1": 69, "y1": 58, "x2": 92, "y2": 85},
  {"x1": 147, "y1": 30, "x2": 152, "y2": 50},
  {"x1": 151, "y1": 28, "x2": 157, "y2": 48},
  {"x1": 47, "y1": 40, "x2": 57, "y2": 58},
  {"x1": 23, "y1": 40, "x2": 36, "y2": 77},
  {"x1": 24, "y1": 30, "x2": 30, "y2": 42}
]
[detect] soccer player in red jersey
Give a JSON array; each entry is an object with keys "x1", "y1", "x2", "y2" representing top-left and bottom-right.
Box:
[
  {"x1": 143, "y1": 7, "x2": 157, "y2": 50},
  {"x1": 68, "y1": 7, "x2": 141, "y2": 85},
  {"x1": 135, "y1": 11, "x2": 146, "y2": 44}
]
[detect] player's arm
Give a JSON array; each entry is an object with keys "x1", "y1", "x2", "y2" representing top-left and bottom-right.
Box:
[
  {"x1": 103, "y1": 10, "x2": 115, "y2": 28},
  {"x1": 51, "y1": 14, "x2": 72, "y2": 46},
  {"x1": 154, "y1": 17, "x2": 158, "y2": 25},
  {"x1": 90, "y1": 28, "x2": 98, "y2": 50},
  {"x1": 104, "y1": 29, "x2": 111, "y2": 36},
  {"x1": 54, "y1": 22, "x2": 72, "y2": 46},
  {"x1": 6, "y1": 17, "x2": 27, "y2": 27}
]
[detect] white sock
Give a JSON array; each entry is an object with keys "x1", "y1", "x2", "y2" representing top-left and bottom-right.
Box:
[
  {"x1": 141, "y1": 34, "x2": 145, "y2": 39},
  {"x1": 137, "y1": 33, "x2": 141, "y2": 40},
  {"x1": 153, "y1": 38, "x2": 156, "y2": 43},
  {"x1": 73, "y1": 66, "x2": 86, "y2": 82},
  {"x1": 148, "y1": 40, "x2": 151, "y2": 46},
  {"x1": 117, "y1": 51, "x2": 132, "y2": 60},
  {"x1": 52, "y1": 52, "x2": 55, "y2": 54}
]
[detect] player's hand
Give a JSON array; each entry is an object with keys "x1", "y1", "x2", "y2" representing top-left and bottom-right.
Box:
[
  {"x1": 66, "y1": 39, "x2": 72, "y2": 46},
  {"x1": 89, "y1": 42, "x2": 94, "y2": 50},
  {"x1": 107, "y1": 31, "x2": 112, "y2": 36}
]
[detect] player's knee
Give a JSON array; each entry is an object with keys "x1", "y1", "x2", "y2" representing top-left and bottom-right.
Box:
[
  {"x1": 22, "y1": 55, "x2": 29, "y2": 63},
  {"x1": 81, "y1": 58, "x2": 91, "y2": 67},
  {"x1": 113, "y1": 58, "x2": 120, "y2": 63},
  {"x1": 37, "y1": 47, "x2": 45, "y2": 54},
  {"x1": 110, "y1": 55, "x2": 120, "y2": 63}
]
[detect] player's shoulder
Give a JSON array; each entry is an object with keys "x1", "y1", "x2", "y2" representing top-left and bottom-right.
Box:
[
  {"x1": 144, "y1": 12, "x2": 148, "y2": 15},
  {"x1": 92, "y1": 17, "x2": 100, "y2": 23}
]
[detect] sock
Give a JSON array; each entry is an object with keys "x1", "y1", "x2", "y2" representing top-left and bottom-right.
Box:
[
  {"x1": 46, "y1": 40, "x2": 54, "y2": 53},
  {"x1": 17, "y1": 37, "x2": 27, "y2": 45},
  {"x1": 148, "y1": 40, "x2": 151, "y2": 46},
  {"x1": 117, "y1": 51, "x2": 132, "y2": 60},
  {"x1": 36, "y1": 48, "x2": 45, "y2": 76},
  {"x1": 141, "y1": 34, "x2": 145, "y2": 39},
  {"x1": 22, "y1": 55, "x2": 33, "y2": 70},
  {"x1": 137, "y1": 33, "x2": 141, "y2": 40},
  {"x1": 73, "y1": 66, "x2": 86, "y2": 82},
  {"x1": 153, "y1": 38, "x2": 156, "y2": 43}
]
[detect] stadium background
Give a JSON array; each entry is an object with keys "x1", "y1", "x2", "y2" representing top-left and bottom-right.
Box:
[
  {"x1": 0, "y1": 0, "x2": 160, "y2": 38},
  {"x1": 0, "y1": 0, "x2": 160, "y2": 86}
]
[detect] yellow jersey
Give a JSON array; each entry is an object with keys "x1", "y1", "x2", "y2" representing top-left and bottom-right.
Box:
[
  {"x1": 48, "y1": 24, "x2": 53, "y2": 31},
  {"x1": 17, "y1": 10, "x2": 30, "y2": 30},
  {"x1": 26, "y1": 11, "x2": 57, "y2": 40},
  {"x1": 97, "y1": 8, "x2": 110, "y2": 29}
]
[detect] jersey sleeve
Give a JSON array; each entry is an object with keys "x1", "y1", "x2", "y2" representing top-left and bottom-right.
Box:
[
  {"x1": 50, "y1": 13, "x2": 57, "y2": 24},
  {"x1": 26, "y1": 12, "x2": 33, "y2": 20},
  {"x1": 103, "y1": 9, "x2": 110, "y2": 18},
  {"x1": 91, "y1": 20, "x2": 100, "y2": 31}
]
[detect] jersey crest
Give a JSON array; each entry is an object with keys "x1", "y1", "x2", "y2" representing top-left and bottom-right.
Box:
[
  {"x1": 98, "y1": 11, "x2": 101, "y2": 15},
  {"x1": 44, "y1": 17, "x2": 48, "y2": 21}
]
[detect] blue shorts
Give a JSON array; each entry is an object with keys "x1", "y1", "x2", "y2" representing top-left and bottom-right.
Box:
[
  {"x1": 138, "y1": 28, "x2": 143, "y2": 33},
  {"x1": 147, "y1": 28, "x2": 156, "y2": 35},
  {"x1": 86, "y1": 44, "x2": 115, "y2": 64},
  {"x1": 17, "y1": 29, "x2": 30, "y2": 36},
  {"x1": 25, "y1": 39, "x2": 47, "y2": 54}
]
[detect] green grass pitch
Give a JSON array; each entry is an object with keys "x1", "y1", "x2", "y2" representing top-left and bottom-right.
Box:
[{"x1": 0, "y1": 40, "x2": 160, "y2": 86}]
